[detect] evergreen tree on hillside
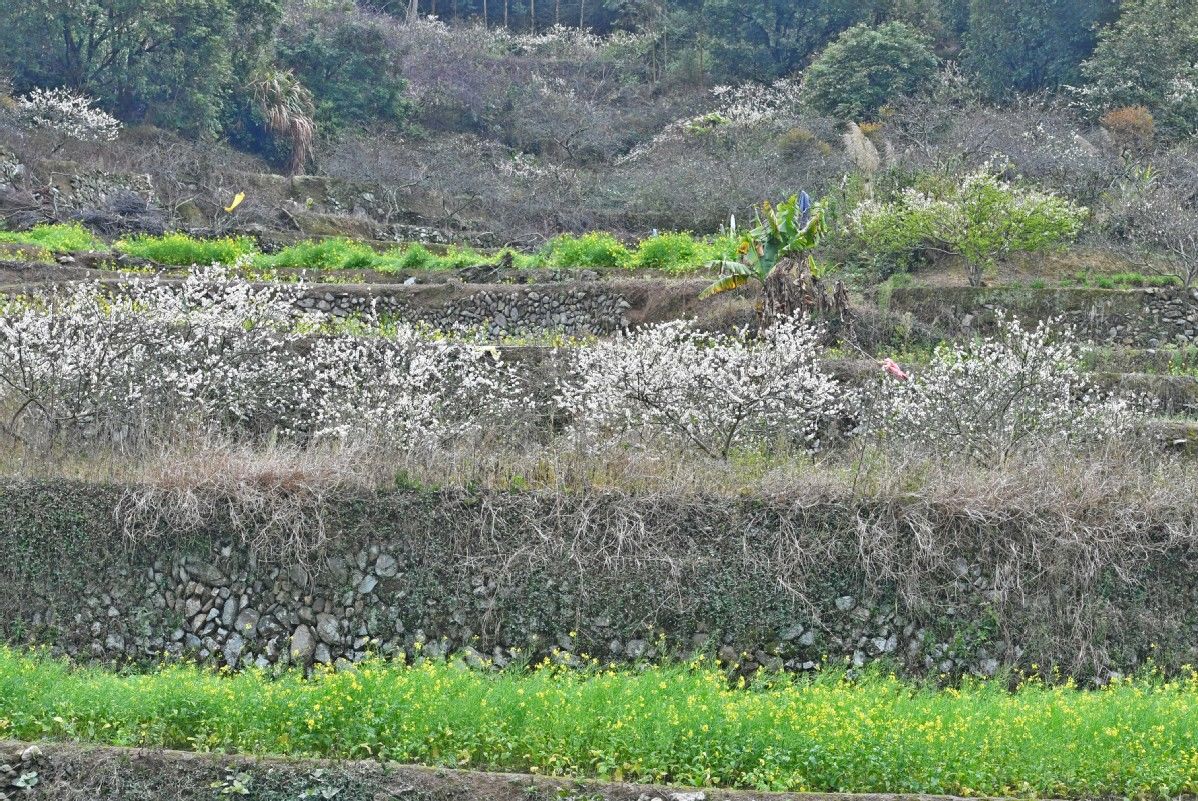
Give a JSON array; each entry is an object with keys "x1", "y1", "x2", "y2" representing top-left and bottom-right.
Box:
[
  {"x1": 962, "y1": 0, "x2": 1117, "y2": 97},
  {"x1": 0, "y1": 0, "x2": 281, "y2": 137},
  {"x1": 804, "y1": 22, "x2": 939, "y2": 120},
  {"x1": 700, "y1": 0, "x2": 886, "y2": 82},
  {"x1": 1081, "y1": 0, "x2": 1198, "y2": 137}
]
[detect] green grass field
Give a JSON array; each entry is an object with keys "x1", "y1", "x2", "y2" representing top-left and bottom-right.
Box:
[{"x1": 1, "y1": 648, "x2": 1197, "y2": 797}]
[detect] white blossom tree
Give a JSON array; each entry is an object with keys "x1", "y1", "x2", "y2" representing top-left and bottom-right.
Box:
[
  {"x1": 15, "y1": 88, "x2": 121, "y2": 152},
  {"x1": 556, "y1": 317, "x2": 842, "y2": 459},
  {"x1": 871, "y1": 315, "x2": 1142, "y2": 465},
  {"x1": 0, "y1": 265, "x2": 519, "y2": 451}
]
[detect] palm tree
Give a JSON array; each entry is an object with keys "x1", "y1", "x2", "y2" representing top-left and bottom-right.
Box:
[{"x1": 250, "y1": 69, "x2": 316, "y2": 177}]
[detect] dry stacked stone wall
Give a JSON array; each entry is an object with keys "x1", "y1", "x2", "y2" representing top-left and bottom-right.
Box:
[
  {"x1": 889, "y1": 285, "x2": 1198, "y2": 347},
  {"x1": 2, "y1": 481, "x2": 1196, "y2": 680},
  {"x1": 292, "y1": 285, "x2": 633, "y2": 336}
]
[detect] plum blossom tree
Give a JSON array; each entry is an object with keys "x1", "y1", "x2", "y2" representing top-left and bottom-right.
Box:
[
  {"x1": 556, "y1": 317, "x2": 842, "y2": 459},
  {"x1": 0, "y1": 265, "x2": 519, "y2": 452},
  {"x1": 15, "y1": 87, "x2": 120, "y2": 152},
  {"x1": 871, "y1": 315, "x2": 1142, "y2": 465}
]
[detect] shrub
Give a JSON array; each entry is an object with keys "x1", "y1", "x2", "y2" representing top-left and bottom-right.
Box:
[
  {"x1": 871, "y1": 315, "x2": 1142, "y2": 465},
  {"x1": 844, "y1": 193, "x2": 935, "y2": 278},
  {"x1": 117, "y1": 233, "x2": 257, "y2": 266},
  {"x1": 0, "y1": 222, "x2": 101, "y2": 253},
  {"x1": 803, "y1": 23, "x2": 939, "y2": 120},
  {"x1": 850, "y1": 169, "x2": 1088, "y2": 286},
  {"x1": 545, "y1": 232, "x2": 630, "y2": 269},
  {"x1": 557, "y1": 318, "x2": 842, "y2": 459},
  {"x1": 777, "y1": 126, "x2": 832, "y2": 158},
  {"x1": 385, "y1": 243, "x2": 438, "y2": 271},
  {"x1": 379, "y1": 245, "x2": 539, "y2": 273},
  {"x1": 1100, "y1": 106, "x2": 1155, "y2": 150},
  {"x1": 436, "y1": 245, "x2": 491, "y2": 269},
  {"x1": 631, "y1": 232, "x2": 708, "y2": 273}
]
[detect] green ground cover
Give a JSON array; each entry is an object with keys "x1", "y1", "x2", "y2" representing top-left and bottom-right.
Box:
[
  {"x1": 116, "y1": 232, "x2": 257, "y2": 266},
  {"x1": 1, "y1": 648, "x2": 1196, "y2": 797},
  {"x1": 0, "y1": 222, "x2": 102, "y2": 253},
  {"x1": 104, "y1": 229, "x2": 736, "y2": 274},
  {"x1": 103, "y1": 228, "x2": 734, "y2": 274}
]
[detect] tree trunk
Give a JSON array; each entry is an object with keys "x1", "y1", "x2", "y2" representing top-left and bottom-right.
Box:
[
  {"x1": 579, "y1": 0, "x2": 585, "y2": 27},
  {"x1": 483, "y1": 0, "x2": 488, "y2": 25},
  {"x1": 530, "y1": 0, "x2": 535, "y2": 31},
  {"x1": 555, "y1": 0, "x2": 560, "y2": 25},
  {"x1": 761, "y1": 258, "x2": 807, "y2": 329},
  {"x1": 760, "y1": 258, "x2": 850, "y2": 332},
  {"x1": 967, "y1": 260, "x2": 985, "y2": 288}
]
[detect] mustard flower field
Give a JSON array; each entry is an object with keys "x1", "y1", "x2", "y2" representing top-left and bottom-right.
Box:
[{"x1": 2, "y1": 649, "x2": 1198, "y2": 798}]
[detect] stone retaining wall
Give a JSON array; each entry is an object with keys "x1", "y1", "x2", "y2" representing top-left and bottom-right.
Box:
[
  {"x1": 888, "y1": 285, "x2": 1198, "y2": 347},
  {"x1": 219, "y1": 281, "x2": 1198, "y2": 343},
  {"x1": 293, "y1": 284, "x2": 634, "y2": 336},
  {"x1": 2, "y1": 481, "x2": 1195, "y2": 680}
]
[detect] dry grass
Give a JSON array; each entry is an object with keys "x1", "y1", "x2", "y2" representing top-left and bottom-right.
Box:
[
  {"x1": 0, "y1": 426, "x2": 1192, "y2": 673},
  {"x1": 116, "y1": 437, "x2": 388, "y2": 567},
  {"x1": 55, "y1": 434, "x2": 1198, "y2": 669}
]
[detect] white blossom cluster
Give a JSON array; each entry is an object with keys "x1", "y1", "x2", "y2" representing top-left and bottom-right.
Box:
[
  {"x1": 15, "y1": 87, "x2": 121, "y2": 143},
  {"x1": 497, "y1": 151, "x2": 551, "y2": 179},
  {"x1": 1167, "y1": 69, "x2": 1198, "y2": 105},
  {"x1": 500, "y1": 23, "x2": 609, "y2": 56},
  {"x1": 871, "y1": 315, "x2": 1143, "y2": 465},
  {"x1": 404, "y1": 16, "x2": 636, "y2": 60},
  {"x1": 1071, "y1": 63, "x2": 1198, "y2": 134},
  {"x1": 555, "y1": 318, "x2": 843, "y2": 459},
  {"x1": 620, "y1": 79, "x2": 805, "y2": 165},
  {"x1": 705, "y1": 80, "x2": 804, "y2": 128},
  {"x1": 0, "y1": 266, "x2": 519, "y2": 450}
]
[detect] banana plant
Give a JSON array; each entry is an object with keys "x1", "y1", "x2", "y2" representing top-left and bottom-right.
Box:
[{"x1": 701, "y1": 192, "x2": 825, "y2": 299}]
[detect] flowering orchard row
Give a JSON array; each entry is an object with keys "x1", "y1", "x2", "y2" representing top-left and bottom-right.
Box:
[{"x1": 0, "y1": 268, "x2": 1140, "y2": 461}]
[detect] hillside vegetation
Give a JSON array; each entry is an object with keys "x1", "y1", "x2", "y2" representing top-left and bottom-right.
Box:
[{"x1": 1, "y1": 2, "x2": 1198, "y2": 800}]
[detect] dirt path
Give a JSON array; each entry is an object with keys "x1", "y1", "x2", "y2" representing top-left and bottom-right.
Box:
[{"x1": 1, "y1": 739, "x2": 999, "y2": 801}]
